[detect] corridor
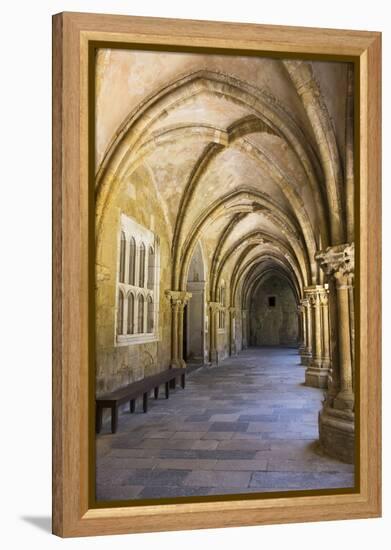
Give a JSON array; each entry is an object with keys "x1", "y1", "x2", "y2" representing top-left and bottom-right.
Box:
[{"x1": 96, "y1": 348, "x2": 354, "y2": 501}]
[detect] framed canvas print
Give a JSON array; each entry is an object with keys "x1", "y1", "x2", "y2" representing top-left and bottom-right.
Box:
[{"x1": 52, "y1": 12, "x2": 381, "y2": 537}]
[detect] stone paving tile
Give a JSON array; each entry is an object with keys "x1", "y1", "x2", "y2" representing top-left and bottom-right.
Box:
[
  {"x1": 144, "y1": 431, "x2": 177, "y2": 439},
  {"x1": 126, "y1": 468, "x2": 191, "y2": 486},
  {"x1": 96, "y1": 347, "x2": 355, "y2": 501},
  {"x1": 208, "y1": 422, "x2": 249, "y2": 432},
  {"x1": 217, "y1": 440, "x2": 271, "y2": 451},
  {"x1": 201, "y1": 431, "x2": 235, "y2": 440},
  {"x1": 249, "y1": 471, "x2": 354, "y2": 489},
  {"x1": 96, "y1": 484, "x2": 144, "y2": 501},
  {"x1": 137, "y1": 438, "x2": 196, "y2": 449},
  {"x1": 192, "y1": 440, "x2": 219, "y2": 450},
  {"x1": 212, "y1": 459, "x2": 268, "y2": 471},
  {"x1": 171, "y1": 431, "x2": 208, "y2": 439},
  {"x1": 246, "y1": 422, "x2": 291, "y2": 433},
  {"x1": 107, "y1": 448, "x2": 150, "y2": 458},
  {"x1": 209, "y1": 413, "x2": 241, "y2": 422},
  {"x1": 154, "y1": 459, "x2": 217, "y2": 470},
  {"x1": 184, "y1": 415, "x2": 212, "y2": 422},
  {"x1": 98, "y1": 457, "x2": 157, "y2": 469},
  {"x1": 157, "y1": 449, "x2": 258, "y2": 460},
  {"x1": 267, "y1": 459, "x2": 354, "y2": 473},
  {"x1": 138, "y1": 486, "x2": 213, "y2": 498},
  {"x1": 184, "y1": 470, "x2": 252, "y2": 487}
]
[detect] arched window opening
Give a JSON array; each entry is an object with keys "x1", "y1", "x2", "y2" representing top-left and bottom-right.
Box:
[
  {"x1": 147, "y1": 246, "x2": 155, "y2": 290},
  {"x1": 147, "y1": 296, "x2": 154, "y2": 333},
  {"x1": 128, "y1": 237, "x2": 136, "y2": 285},
  {"x1": 119, "y1": 232, "x2": 126, "y2": 283},
  {"x1": 116, "y1": 215, "x2": 160, "y2": 343},
  {"x1": 138, "y1": 294, "x2": 145, "y2": 333},
  {"x1": 127, "y1": 293, "x2": 135, "y2": 334},
  {"x1": 139, "y1": 242, "x2": 146, "y2": 287},
  {"x1": 219, "y1": 285, "x2": 226, "y2": 329},
  {"x1": 117, "y1": 291, "x2": 124, "y2": 335}
]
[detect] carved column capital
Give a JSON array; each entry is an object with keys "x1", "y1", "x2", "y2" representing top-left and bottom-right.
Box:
[
  {"x1": 208, "y1": 301, "x2": 220, "y2": 313},
  {"x1": 165, "y1": 290, "x2": 192, "y2": 309},
  {"x1": 316, "y1": 243, "x2": 354, "y2": 284},
  {"x1": 304, "y1": 285, "x2": 327, "y2": 306}
]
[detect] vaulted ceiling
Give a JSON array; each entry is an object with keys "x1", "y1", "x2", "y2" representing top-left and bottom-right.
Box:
[{"x1": 95, "y1": 49, "x2": 353, "y2": 307}]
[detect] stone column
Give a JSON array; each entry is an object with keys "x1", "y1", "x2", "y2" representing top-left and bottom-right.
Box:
[
  {"x1": 316, "y1": 243, "x2": 355, "y2": 463},
  {"x1": 208, "y1": 301, "x2": 220, "y2": 364},
  {"x1": 299, "y1": 299, "x2": 309, "y2": 365},
  {"x1": 333, "y1": 271, "x2": 354, "y2": 409},
  {"x1": 320, "y1": 289, "x2": 331, "y2": 371},
  {"x1": 242, "y1": 309, "x2": 248, "y2": 348},
  {"x1": 229, "y1": 307, "x2": 237, "y2": 356},
  {"x1": 166, "y1": 290, "x2": 192, "y2": 369},
  {"x1": 305, "y1": 297, "x2": 312, "y2": 365},
  {"x1": 297, "y1": 304, "x2": 304, "y2": 353},
  {"x1": 304, "y1": 286, "x2": 328, "y2": 388}
]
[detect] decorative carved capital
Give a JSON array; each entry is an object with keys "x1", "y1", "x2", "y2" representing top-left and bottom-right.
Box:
[
  {"x1": 165, "y1": 290, "x2": 192, "y2": 310},
  {"x1": 320, "y1": 291, "x2": 329, "y2": 306},
  {"x1": 304, "y1": 285, "x2": 327, "y2": 307},
  {"x1": 208, "y1": 301, "x2": 220, "y2": 313},
  {"x1": 315, "y1": 243, "x2": 354, "y2": 283}
]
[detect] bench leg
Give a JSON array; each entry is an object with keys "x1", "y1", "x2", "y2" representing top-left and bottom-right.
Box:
[
  {"x1": 181, "y1": 374, "x2": 186, "y2": 389},
  {"x1": 143, "y1": 392, "x2": 148, "y2": 413},
  {"x1": 95, "y1": 405, "x2": 102, "y2": 434},
  {"x1": 130, "y1": 399, "x2": 135, "y2": 413},
  {"x1": 111, "y1": 405, "x2": 118, "y2": 434},
  {"x1": 170, "y1": 378, "x2": 176, "y2": 390},
  {"x1": 154, "y1": 386, "x2": 159, "y2": 399},
  {"x1": 165, "y1": 382, "x2": 170, "y2": 399}
]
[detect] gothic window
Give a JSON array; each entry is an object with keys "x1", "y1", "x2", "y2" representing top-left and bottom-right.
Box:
[
  {"x1": 119, "y1": 232, "x2": 126, "y2": 283},
  {"x1": 117, "y1": 291, "x2": 124, "y2": 335},
  {"x1": 138, "y1": 294, "x2": 145, "y2": 333},
  {"x1": 117, "y1": 214, "x2": 159, "y2": 344},
  {"x1": 139, "y1": 242, "x2": 146, "y2": 287},
  {"x1": 219, "y1": 285, "x2": 226, "y2": 329},
  {"x1": 147, "y1": 246, "x2": 155, "y2": 290},
  {"x1": 147, "y1": 296, "x2": 154, "y2": 333},
  {"x1": 127, "y1": 293, "x2": 134, "y2": 334},
  {"x1": 128, "y1": 237, "x2": 136, "y2": 285}
]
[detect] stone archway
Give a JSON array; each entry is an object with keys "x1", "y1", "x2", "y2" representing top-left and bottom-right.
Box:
[{"x1": 185, "y1": 241, "x2": 207, "y2": 364}]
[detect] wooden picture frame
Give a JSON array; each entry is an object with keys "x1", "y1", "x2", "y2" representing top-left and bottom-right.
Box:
[{"x1": 52, "y1": 11, "x2": 381, "y2": 538}]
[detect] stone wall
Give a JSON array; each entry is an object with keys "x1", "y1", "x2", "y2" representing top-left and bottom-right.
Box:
[
  {"x1": 95, "y1": 165, "x2": 172, "y2": 396},
  {"x1": 249, "y1": 276, "x2": 298, "y2": 346}
]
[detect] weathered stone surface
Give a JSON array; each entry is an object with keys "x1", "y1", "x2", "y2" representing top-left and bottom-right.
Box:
[{"x1": 94, "y1": 50, "x2": 355, "y2": 499}]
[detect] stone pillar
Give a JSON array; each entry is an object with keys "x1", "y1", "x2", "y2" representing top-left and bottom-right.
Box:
[
  {"x1": 297, "y1": 304, "x2": 304, "y2": 352},
  {"x1": 320, "y1": 289, "x2": 331, "y2": 370},
  {"x1": 208, "y1": 301, "x2": 220, "y2": 364},
  {"x1": 316, "y1": 243, "x2": 355, "y2": 463},
  {"x1": 242, "y1": 309, "x2": 248, "y2": 348},
  {"x1": 304, "y1": 297, "x2": 312, "y2": 365},
  {"x1": 333, "y1": 271, "x2": 354, "y2": 409},
  {"x1": 166, "y1": 290, "x2": 192, "y2": 369},
  {"x1": 304, "y1": 286, "x2": 328, "y2": 388},
  {"x1": 229, "y1": 307, "x2": 237, "y2": 356}
]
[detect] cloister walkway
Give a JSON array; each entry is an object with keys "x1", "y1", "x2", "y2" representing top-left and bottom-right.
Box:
[{"x1": 96, "y1": 347, "x2": 354, "y2": 501}]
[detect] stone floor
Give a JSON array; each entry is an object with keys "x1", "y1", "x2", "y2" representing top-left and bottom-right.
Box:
[{"x1": 96, "y1": 347, "x2": 354, "y2": 501}]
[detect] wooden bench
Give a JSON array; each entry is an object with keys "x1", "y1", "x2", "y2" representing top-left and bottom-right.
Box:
[{"x1": 95, "y1": 368, "x2": 186, "y2": 434}]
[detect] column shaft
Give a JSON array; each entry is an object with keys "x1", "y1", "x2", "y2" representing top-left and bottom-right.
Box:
[{"x1": 334, "y1": 275, "x2": 354, "y2": 409}]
